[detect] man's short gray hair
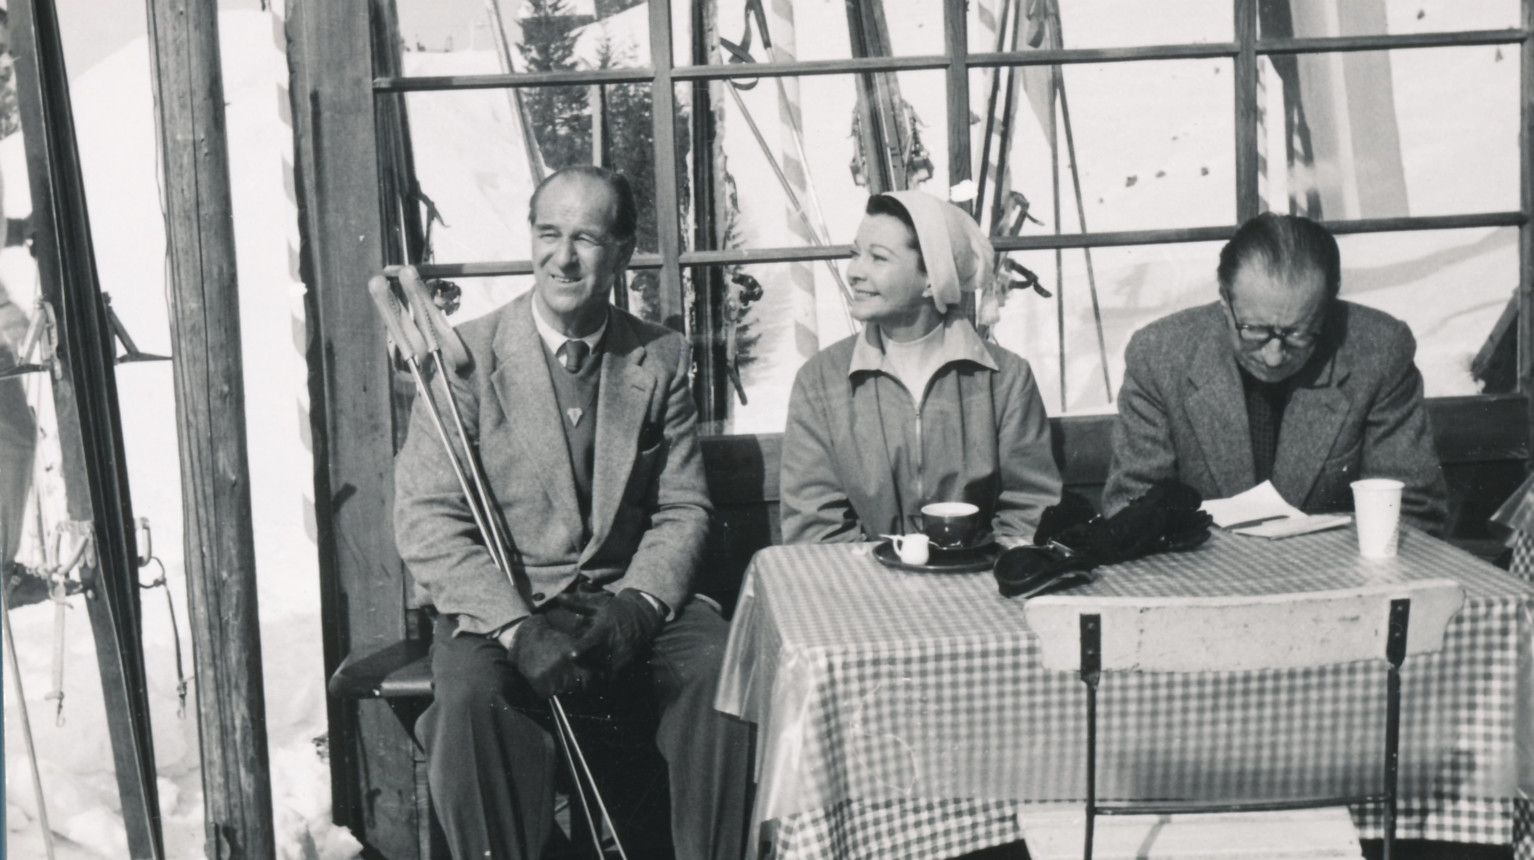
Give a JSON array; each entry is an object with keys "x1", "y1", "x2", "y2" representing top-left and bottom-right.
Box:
[{"x1": 527, "y1": 165, "x2": 637, "y2": 242}]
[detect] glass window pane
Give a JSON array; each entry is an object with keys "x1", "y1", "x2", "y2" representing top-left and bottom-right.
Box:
[
  {"x1": 400, "y1": 82, "x2": 662, "y2": 264},
  {"x1": 994, "y1": 226, "x2": 1516, "y2": 417},
  {"x1": 683, "y1": 261, "x2": 860, "y2": 434},
  {"x1": 676, "y1": 70, "x2": 949, "y2": 253},
  {"x1": 1334, "y1": 227, "x2": 1516, "y2": 398},
  {"x1": 970, "y1": 0, "x2": 1232, "y2": 54},
  {"x1": 429, "y1": 274, "x2": 537, "y2": 325},
  {"x1": 1257, "y1": 46, "x2": 1520, "y2": 220},
  {"x1": 691, "y1": 0, "x2": 944, "y2": 67},
  {"x1": 1257, "y1": 0, "x2": 1520, "y2": 40},
  {"x1": 421, "y1": 272, "x2": 660, "y2": 328},
  {"x1": 970, "y1": 59, "x2": 1235, "y2": 239},
  {"x1": 395, "y1": 0, "x2": 656, "y2": 75},
  {"x1": 992, "y1": 241, "x2": 1226, "y2": 416}
]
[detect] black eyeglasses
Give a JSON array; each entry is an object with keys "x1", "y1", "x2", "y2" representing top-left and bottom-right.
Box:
[{"x1": 1224, "y1": 299, "x2": 1321, "y2": 350}]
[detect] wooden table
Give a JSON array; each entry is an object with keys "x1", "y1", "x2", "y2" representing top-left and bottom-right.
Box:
[{"x1": 715, "y1": 529, "x2": 1534, "y2": 860}]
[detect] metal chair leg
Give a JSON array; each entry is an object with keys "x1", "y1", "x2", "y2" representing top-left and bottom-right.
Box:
[
  {"x1": 1081, "y1": 614, "x2": 1102, "y2": 860},
  {"x1": 1382, "y1": 599, "x2": 1410, "y2": 860}
]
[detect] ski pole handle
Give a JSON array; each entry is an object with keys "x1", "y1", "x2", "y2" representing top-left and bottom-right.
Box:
[
  {"x1": 398, "y1": 266, "x2": 471, "y2": 372},
  {"x1": 367, "y1": 276, "x2": 429, "y2": 363}
]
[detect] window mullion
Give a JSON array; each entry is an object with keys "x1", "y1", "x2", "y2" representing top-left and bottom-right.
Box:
[
  {"x1": 944, "y1": 0, "x2": 970, "y2": 194},
  {"x1": 1234, "y1": 0, "x2": 1260, "y2": 222},
  {"x1": 1520, "y1": 0, "x2": 1534, "y2": 405},
  {"x1": 648, "y1": 0, "x2": 684, "y2": 333}
]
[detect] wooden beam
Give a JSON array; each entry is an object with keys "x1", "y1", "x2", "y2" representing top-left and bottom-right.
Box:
[
  {"x1": 688, "y1": 0, "x2": 727, "y2": 421},
  {"x1": 144, "y1": 0, "x2": 276, "y2": 856},
  {"x1": 649, "y1": 0, "x2": 684, "y2": 331},
  {"x1": 285, "y1": 0, "x2": 420, "y2": 856},
  {"x1": 1522, "y1": 0, "x2": 1534, "y2": 459},
  {"x1": 9, "y1": 0, "x2": 166, "y2": 856},
  {"x1": 943, "y1": 0, "x2": 970, "y2": 192},
  {"x1": 1234, "y1": 0, "x2": 1260, "y2": 222}
]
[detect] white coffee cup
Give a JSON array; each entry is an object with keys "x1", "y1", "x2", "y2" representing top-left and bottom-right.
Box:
[
  {"x1": 888, "y1": 533, "x2": 930, "y2": 566},
  {"x1": 1351, "y1": 478, "x2": 1405, "y2": 559}
]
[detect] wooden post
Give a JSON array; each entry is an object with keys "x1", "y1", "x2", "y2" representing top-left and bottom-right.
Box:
[
  {"x1": 144, "y1": 0, "x2": 276, "y2": 857},
  {"x1": 285, "y1": 0, "x2": 421, "y2": 855},
  {"x1": 649, "y1": 0, "x2": 685, "y2": 333},
  {"x1": 1234, "y1": 0, "x2": 1260, "y2": 221},
  {"x1": 1520, "y1": 0, "x2": 1534, "y2": 450}
]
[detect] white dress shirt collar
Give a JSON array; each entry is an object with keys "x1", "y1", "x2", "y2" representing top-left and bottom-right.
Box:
[{"x1": 530, "y1": 297, "x2": 609, "y2": 356}]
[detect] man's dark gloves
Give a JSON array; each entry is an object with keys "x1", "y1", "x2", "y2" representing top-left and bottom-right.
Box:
[
  {"x1": 1033, "y1": 490, "x2": 1098, "y2": 548},
  {"x1": 568, "y1": 589, "x2": 665, "y2": 675},
  {"x1": 1050, "y1": 481, "x2": 1212, "y2": 565},
  {"x1": 508, "y1": 614, "x2": 590, "y2": 699},
  {"x1": 546, "y1": 588, "x2": 612, "y2": 638},
  {"x1": 995, "y1": 481, "x2": 1212, "y2": 598}
]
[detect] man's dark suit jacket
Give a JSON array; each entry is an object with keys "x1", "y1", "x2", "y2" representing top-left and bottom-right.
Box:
[
  {"x1": 1103, "y1": 300, "x2": 1448, "y2": 535},
  {"x1": 393, "y1": 291, "x2": 711, "y2": 635}
]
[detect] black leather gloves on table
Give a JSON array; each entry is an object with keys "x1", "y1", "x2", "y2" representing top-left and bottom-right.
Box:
[{"x1": 995, "y1": 481, "x2": 1213, "y2": 598}]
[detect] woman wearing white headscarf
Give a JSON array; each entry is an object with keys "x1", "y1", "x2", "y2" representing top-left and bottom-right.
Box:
[{"x1": 780, "y1": 190, "x2": 1062, "y2": 543}]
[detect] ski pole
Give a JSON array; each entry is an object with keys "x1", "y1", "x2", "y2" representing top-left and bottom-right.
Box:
[
  {"x1": 2, "y1": 567, "x2": 59, "y2": 860},
  {"x1": 372, "y1": 274, "x2": 623, "y2": 856}
]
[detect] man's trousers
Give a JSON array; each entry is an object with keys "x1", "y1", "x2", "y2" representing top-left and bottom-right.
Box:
[{"x1": 417, "y1": 598, "x2": 752, "y2": 860}]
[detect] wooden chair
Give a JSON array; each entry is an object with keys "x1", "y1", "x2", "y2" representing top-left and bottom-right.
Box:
[{"x1": 1021, "y1": 580, "x2": 1465, "y2": 860}]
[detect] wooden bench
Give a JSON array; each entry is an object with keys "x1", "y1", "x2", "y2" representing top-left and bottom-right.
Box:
[{"x1": 328, "y1": 396, "x2": 1527, "y2": 706}]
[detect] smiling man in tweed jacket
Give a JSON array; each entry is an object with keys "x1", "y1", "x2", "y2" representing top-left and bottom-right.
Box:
[{"x1": 393, "y1": 166, "x2": 749, "y2": 860}]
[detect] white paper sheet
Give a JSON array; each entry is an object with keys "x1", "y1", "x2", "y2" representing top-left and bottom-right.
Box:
[{"x1": 1200, "y1": 481, "x2": 1353, "y2": 539}]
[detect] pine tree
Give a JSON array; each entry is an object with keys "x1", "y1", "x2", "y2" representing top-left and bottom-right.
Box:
[{"x1": 519, "y1": 0, "x2": 591, "y2": 171}]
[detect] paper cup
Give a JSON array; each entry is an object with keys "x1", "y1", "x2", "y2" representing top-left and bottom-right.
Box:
[{"x1": 1351, "y1": 478, "x2": 1404, "y2": 559}]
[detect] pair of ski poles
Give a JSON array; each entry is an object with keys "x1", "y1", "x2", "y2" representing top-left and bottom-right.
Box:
[{"x1": 367, "y1": 267, "x2": 627, "y2": 859}]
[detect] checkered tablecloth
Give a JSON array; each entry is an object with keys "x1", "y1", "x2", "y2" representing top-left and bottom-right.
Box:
[{"x1": 716, "y1": 529, "x2": 1534, "y2": 860}]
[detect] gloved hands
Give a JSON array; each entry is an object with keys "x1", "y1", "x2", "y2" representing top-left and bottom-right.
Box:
[
  {"x1": 1033, "y1": 491, "x2": 1098, "y2": 548},
  {"x1": 1050, "y1": 481, "x2": 1212, "y2": 565},
  {"x1": 546, "y1": 588, "x2": 613, "y2": 638},
  {"x1": 569, "y1": 589, "x2": 665, "y2": 676},
  {"x1": 507, "y1": 614, "x2": 590, "y2": 699},
  {"x1": 998, "y1": 481, "x2": 1212, "y2": 598}
]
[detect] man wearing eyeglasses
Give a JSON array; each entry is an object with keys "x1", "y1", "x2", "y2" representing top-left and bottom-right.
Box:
[{"x1": 1103, "y1": 212, "x2": 1448, "y2": 534}]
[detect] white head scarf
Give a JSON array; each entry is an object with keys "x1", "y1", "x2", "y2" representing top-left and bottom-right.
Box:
[{"x1": 881, "y1": 190, "x2": 996, "y2": 316}]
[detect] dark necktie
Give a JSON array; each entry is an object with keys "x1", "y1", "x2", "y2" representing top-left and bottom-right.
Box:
[{"x1": 560, "y1": 339, "x2": 589, "y2": 373}]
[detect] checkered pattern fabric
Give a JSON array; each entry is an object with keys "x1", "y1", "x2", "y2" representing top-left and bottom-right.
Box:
[
  {"x1": 1511, "y1": 530, "x2": 1534, "y2": 585},
  {"x1": 717, "y1": 530, "x2": 1534, "y2": 860}
]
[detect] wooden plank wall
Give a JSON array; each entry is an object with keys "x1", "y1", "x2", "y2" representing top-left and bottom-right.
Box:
[{"x1": 285, "y1": 1, "x2": 421, "y2": 857}]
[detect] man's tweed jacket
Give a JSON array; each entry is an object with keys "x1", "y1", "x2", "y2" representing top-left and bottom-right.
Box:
[
  {"x1": 1102, "y1": 300, "x2": 1448, "y2": 535},
  {"x1": 393, "y1": 292, "x2": 711, "y2": 636}
]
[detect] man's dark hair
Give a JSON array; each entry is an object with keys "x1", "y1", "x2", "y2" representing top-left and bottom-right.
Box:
[
  {"x1": 864, "y1": 194, "x2": 925, "y2": 273},
  {"x1": 527, "y1": 165, "x2": 637, "y2": 242},
  {"x1": 1217, "y1": 212, "x2": 1341, "y2": 299}
]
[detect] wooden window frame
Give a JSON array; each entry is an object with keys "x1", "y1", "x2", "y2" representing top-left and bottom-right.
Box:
[{"x1": 371, "y1": 0, "x2": 1534, "y2": 425}]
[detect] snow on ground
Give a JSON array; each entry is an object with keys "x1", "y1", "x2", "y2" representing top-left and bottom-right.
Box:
[{"x1": 5, "y1": 6, "x2": 359, "y2": 860}]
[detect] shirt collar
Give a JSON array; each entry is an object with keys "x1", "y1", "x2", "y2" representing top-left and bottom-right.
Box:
[
  {"x1": 530, "y1": 296, "x2": 608, "y2": 355},
  {"x1": 847, "y1": 315, "x2": 999, "y2": 377}
]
